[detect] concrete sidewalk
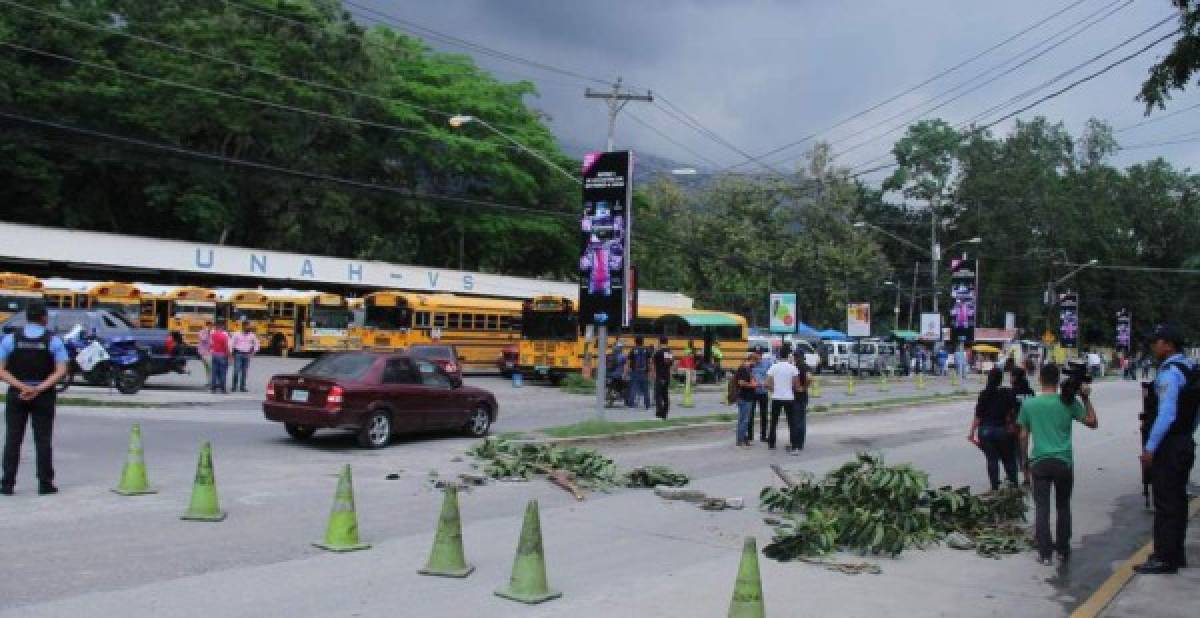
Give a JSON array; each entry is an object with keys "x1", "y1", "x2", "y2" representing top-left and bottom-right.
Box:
[{"x1": 1097, "y1": 497, "x2": 1200, "y2": 617}]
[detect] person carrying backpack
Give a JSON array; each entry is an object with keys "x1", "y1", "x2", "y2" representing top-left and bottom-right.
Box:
[
  {"x1": 626, "y1": 336, "x2": 652, "y2": 410},
  {"x1": 1135, "y1": 323, "x2": 1198, "y2": 575}
]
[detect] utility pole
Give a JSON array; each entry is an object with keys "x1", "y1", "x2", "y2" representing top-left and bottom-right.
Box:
[
  {"x1": 585, "y1": 77, "x2": 653, "y2": 152},
  {"x1": 584, "y1": 77, "x2": 652, "y2": 420},
  {"x1": 909, "y1": 262, "x2": 919, "y2": 330}
]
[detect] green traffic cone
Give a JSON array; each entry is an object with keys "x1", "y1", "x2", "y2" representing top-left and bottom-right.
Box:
[
  {"x1": 495, "y1": 500, "x2": 561, "y2": 604},
  {"x1": 313, "y1": 464, "x2": 370, "y2": 552},
  {"x1": 112, "y1": 424, "x2": 156, "y2": 495},
  {"x1": 846, "y1": 378, "x2": 855, "y2": 396},
  {"x1": 681, "y1": 377, "x2": 695, "y2": 407},
  {"x1": 181, "y1": 441, "x2": 226, "y2": 522},
  {"x1": 728, "y1": 537, "x2": 766, "y2": 618},
  {"x1": 418, "y1": 485, "x2": 474, "y2": 578}
]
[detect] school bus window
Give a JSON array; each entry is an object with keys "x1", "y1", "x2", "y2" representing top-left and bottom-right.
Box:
[
  {"x1": 415, "y1": 311, "x2": 431, "y2": 328},
  {"x1": 474, "y1": 314, "x2": 486, "y2": 330},
  {"x1": 448, "y1": 313, "x2": 460, "y2": 329},
  {"x1": 433, "y1": 313, "x2": 446, "y2": 328},
  {"x1": 499, "y1": 316, "x2": 511, "y2": 331},
  {"x1": 486, "y1": 315, "x2": 498, "y2": 330}
]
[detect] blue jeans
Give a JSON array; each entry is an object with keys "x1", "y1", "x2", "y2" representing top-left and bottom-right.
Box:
[
  {"x1": 232, "y1": 353, "x2": 251, "y2": 391},
  {"x1": 736, "y1": 398, "x2": 754, "y2": 443},
  {"x1": 627, "y1": 372, "x2": 650, "y2": 408},
  {"x1": 210, "y1": 355, "x2": 229, "y2": 393}
]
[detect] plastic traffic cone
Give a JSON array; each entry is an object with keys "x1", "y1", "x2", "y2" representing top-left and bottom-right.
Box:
[
  {"x1": 112, "y1": 424, "x2": 156, "y2": 495},
  {"x1": 878, "y1": 373, "x2": 889, "y2": 392},
  {"x1": 495, "y1": 500, "x2": 561, "y2": 604},
  {"x1": 916, "y1": 373, "x2": 926, "y2": 390},
  {"x1": 728, "y1": 537, "x2": 766, "y2": 618},
  {"x1": 846, "y1": 378, "x2": 855, "y2": 396},
  {"x1": 181, "y1": 441, "x2": 226, "y2": 522},
  {"x1": 950, "y1": 370, "x2": 960, "y2": 387},
  {"x1": 810, "y1": 377, "x2": 822, "y2": 398},
  {"x1": 313, "y1": 465, "x2": 370, "y2": 552},
  {"x1": 681, "y1": 377, "x2": 695, "y2": 408},
  {"x1": 418, "y1": 485, "x2": 474, "y2": 578}
]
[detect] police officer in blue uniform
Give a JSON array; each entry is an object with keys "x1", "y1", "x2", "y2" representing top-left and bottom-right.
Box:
[
  {"x1": 1135, "y1": 323, "x2": 1198, "y2": 574},
  {"x1": 0, "y1": 303, "x2": 69, "y2": 496}
]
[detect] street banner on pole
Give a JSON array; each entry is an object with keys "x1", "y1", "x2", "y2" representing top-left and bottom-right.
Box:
[
  {"x1": 948, "y1": 255, "x2": 977, "y2": 342},
  {"x1": 919, "y1": 313, "x2": 942, "y2": 341},
  {"x1": 579, "y1": 151, "x2": 633, "y2": 327},
  {"x1": 847, "y1": 303, "x2": 871, "y2": 338},
  {"x1": 769, "y1": 293, "x2": 798, "y2": 333},
  {"x1": 1116, "y1": 308, "x2": 1131, "y2": 350},
  {"x1": 1004, "y1": 312, "x2": 1016, "y2": 331},
  {"x1": 1059, "y1": 292, "x2": 1079, "y2": 348}
]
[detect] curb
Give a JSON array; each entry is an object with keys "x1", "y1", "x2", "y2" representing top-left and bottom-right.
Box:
[
  {"x1": 539, "y1": 394, "x2": 976, "y2": 446},
  {"x1": 1070, "y1": 496, "x2": 1200, "y2": 618}
]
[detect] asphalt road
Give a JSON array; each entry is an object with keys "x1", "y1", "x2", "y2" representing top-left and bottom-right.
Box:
[{"x1": 1, "y1": 378, "x2": 1189, "y2": 617}]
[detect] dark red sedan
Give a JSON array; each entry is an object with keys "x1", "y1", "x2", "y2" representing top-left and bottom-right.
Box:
[{"x1": 263, "y1": 351, "x2": 498, "y2": 448}]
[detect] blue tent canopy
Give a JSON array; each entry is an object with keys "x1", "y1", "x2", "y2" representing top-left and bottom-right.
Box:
[
  {"x1": 796, "y1": 322, "x2": 821, "y2": 338},
  {"x1": 818, "y1": 329, "x2": 849, "y2": 341}
]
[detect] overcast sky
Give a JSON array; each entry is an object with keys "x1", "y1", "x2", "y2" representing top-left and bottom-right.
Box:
[{"x1": 355, "y1": 0, "x2": 1198, "y2": 184}]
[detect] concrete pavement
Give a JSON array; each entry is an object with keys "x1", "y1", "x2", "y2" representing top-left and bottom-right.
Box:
[{"x1": 0, "y1": 378, "x2": 1179, "y2": 616}]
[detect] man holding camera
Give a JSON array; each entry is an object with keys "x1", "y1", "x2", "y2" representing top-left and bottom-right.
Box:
[
  {"x1": 1135, "y1": 323, "x2": 1197, "y2": 575},
  {"x1": 1017, "y1": 363, "x2": 1098, "y2": 565}
]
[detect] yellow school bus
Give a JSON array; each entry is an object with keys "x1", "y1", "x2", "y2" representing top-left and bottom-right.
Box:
[
  {"x1": 165, "y1": 287, "x2": 219, "y2": 346},
  {"x1": 226, "y1": 290, "x2": 272, "y2": 348},
  {"x1": 85, "y1": 282, "x2": 143, "y2": 325},
  {"x1": 265, "y1": 292, "x2": 358, "y2": 355},
  {"x1": 138, "y1": 291, "x2": 170, "y2": 328},
  {"x1": 44, "y1": 287, "x2": 84, "y2": 310},
  {"x1": 0, "y1": 273, "x2": 44, "y2": 321},
  {"x1": 350, "y1": 291, "x2": 522, "y2": 369},
  {"x1": 517, "y1": 295, "x2": 748, "y2": 381}
]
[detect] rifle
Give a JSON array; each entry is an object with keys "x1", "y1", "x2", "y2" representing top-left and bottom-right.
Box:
[{"x1": 1139, "y1": 380, "x2": 1157, "y2": 509}]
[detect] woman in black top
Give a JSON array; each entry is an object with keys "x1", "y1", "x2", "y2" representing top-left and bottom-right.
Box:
[
  {"x1": 967, "y1": 367, "x2": 1019, "y2": 490},
  {"x1": 1009, "y1": 366, "x2": 1036, "y2": 485}
]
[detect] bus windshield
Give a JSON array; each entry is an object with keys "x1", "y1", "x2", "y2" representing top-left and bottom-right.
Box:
[
  {"x1": 173, "y1": 303, "x2": 217, "y2": 317},
  {"x1": 521, "y1": 310, "x2": 577, "y2": 341},
  {"x1": 364, "y1": 305, "x2": 412, "y2": 330},
  {"x1": 95, "y1": 301, "x2": 140, "y2": 324},
  {"x1": 312, "y1": 306, "x2": 351, "y2": 329},
  {"x1": 0, "y1": 294, "x2": 36, "y2": 315}
]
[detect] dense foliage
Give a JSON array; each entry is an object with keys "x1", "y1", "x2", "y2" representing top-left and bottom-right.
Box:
[
  {"x1": 0, "y1": 0, "x2": 578, "y2": 276},
  {"x1": 759, "y1": 452, "x2": 1027, "y2": 560}
]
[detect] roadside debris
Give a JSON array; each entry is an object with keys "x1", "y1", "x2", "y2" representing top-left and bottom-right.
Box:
[
  {"x1": 548, "y1": 470, "x2": 586, "y2": 501},
  {"x1": 467, "y1": 438, "x2": 690, "y2": 492},
  {"x1": 759, "y1": 452, "x2": 1028, "y2": 564}
]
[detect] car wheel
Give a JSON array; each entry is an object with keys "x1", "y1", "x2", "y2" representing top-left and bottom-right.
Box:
[
  {"x1": 115, "y1": 368, "x2": 144, "y2": 395},
  {"x1": 464, "y1": 405, "x2": 491, "y2": 437},
  {"x1": 357, "y1": 410, "x2": 392, "y2": 449},
  {"x1": 285, "y1": 423, "x2": 316, "y2": 440}
]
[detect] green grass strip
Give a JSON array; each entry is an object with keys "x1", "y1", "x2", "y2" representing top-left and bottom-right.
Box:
[
  {"x1": 541, "y1": 413, "x2": 737, "y2": 438},
  {"x1": 0, "y1": 394, "x2": 167, "y2": 408}
]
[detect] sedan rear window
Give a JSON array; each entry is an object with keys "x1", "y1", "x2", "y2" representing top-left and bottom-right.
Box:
[{"x1": 300, "y1": 354, "x2": 376, "y2": 380}]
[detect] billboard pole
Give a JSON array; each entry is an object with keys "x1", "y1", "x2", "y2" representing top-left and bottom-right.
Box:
[{"x1": 585, "y1": 82, "x2": 650, "y2": 422}]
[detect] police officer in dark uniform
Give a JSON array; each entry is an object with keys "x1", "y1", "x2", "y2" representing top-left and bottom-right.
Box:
[
  {"x1": 651, "y1": 336, "x2": 675, "y2": 419},
  {"x1": 0, "y1": 303, "x2": 69, "y2": 496},
  {"x1": 1135, "y1": 323, "x2": 1197, "y2": 574}
]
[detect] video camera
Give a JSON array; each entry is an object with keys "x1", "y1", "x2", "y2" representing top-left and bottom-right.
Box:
[{"x1": 1062, "y1": 359, "x2": 1092, "y2": 385}]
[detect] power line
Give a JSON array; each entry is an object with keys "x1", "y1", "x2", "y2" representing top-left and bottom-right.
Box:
[
  {"x1": 654, "y1": 95, "x2": 788, "y2": 176},
  {"x1": 977, "y1": 29, "x2": 1182, "y2": 131},
  {"x1": 336, "y1": 0, "x2": 611, "y2": 86},
  {"x1": 831, "y1": 1, "x2": 1141, "y2": 165},
  {"x1": 846, "y1": 21, "x2": 1182, "y2": 177},
  {"x1": 1119, "y1": 136, "x2": 1200, "y2": 149},
  {"x1": 624, "y1": 110, "x2": 722, "y2": 168},
  {"x1": 727, "y1": 0, "x2": 1096, "y2": 170},
  {"x1": 0, "y1": 109, "x2": 576, "y2": 219},
  {"x1": 1116, "y1": 100, "x2": 1200, "y2": 132}
]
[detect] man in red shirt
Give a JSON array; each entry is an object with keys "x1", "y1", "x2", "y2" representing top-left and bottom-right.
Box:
[{"x1": 208, "y1": 320, "x2": 232, "y2": 394}]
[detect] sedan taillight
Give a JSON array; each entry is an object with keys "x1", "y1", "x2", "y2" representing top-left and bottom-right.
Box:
[
  {"x1": 266, "y1": 381, "x2": 275, "y2": 400},
  {"x1": 325, "y1": 385, "x2": 344, "y2": 412}
]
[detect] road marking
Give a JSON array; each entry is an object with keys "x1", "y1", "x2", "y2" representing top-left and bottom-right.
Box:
[{"x1": 1070, "y1": 496, "x2": 1200, "y2": 618}]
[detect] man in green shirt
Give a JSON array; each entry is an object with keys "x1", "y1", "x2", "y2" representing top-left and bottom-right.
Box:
[{"x1": 1017, "y1": 363, "x2": 1098, "y2": 565}]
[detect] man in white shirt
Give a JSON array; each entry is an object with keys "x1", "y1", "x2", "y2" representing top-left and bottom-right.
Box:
[{"x1": 765, "y1": 354, "x2": 801, "y2": 451}]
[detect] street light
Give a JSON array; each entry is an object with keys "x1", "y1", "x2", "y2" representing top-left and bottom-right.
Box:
[
  {"x1": 1054, "y1": 259, "x2": 1099, "y2": 286},
  {"x1": 883, "y1": 280, "x2": 901, "y2": 329},
  {"x1": 945, "y1": 236, "x2": 982, "y2": 254},
  {"x1": 447, "y1": 115, "x2": 579, "y2": 184}
]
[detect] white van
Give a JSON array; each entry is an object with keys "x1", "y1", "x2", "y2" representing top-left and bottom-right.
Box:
[
  {"x1": 849, "y1": 339, "x2": 895, "y2": 375},
  {"x1": 821, "y1": 339, "x2": 854, "y2": 374},
  {"x1": 791, "y1": 339, "x2": 820, "y2": 372}
]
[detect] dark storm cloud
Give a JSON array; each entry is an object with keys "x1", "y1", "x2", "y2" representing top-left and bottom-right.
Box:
[{"x1": 356, "y1": 0, "x2": 1200, "y2": 179}]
